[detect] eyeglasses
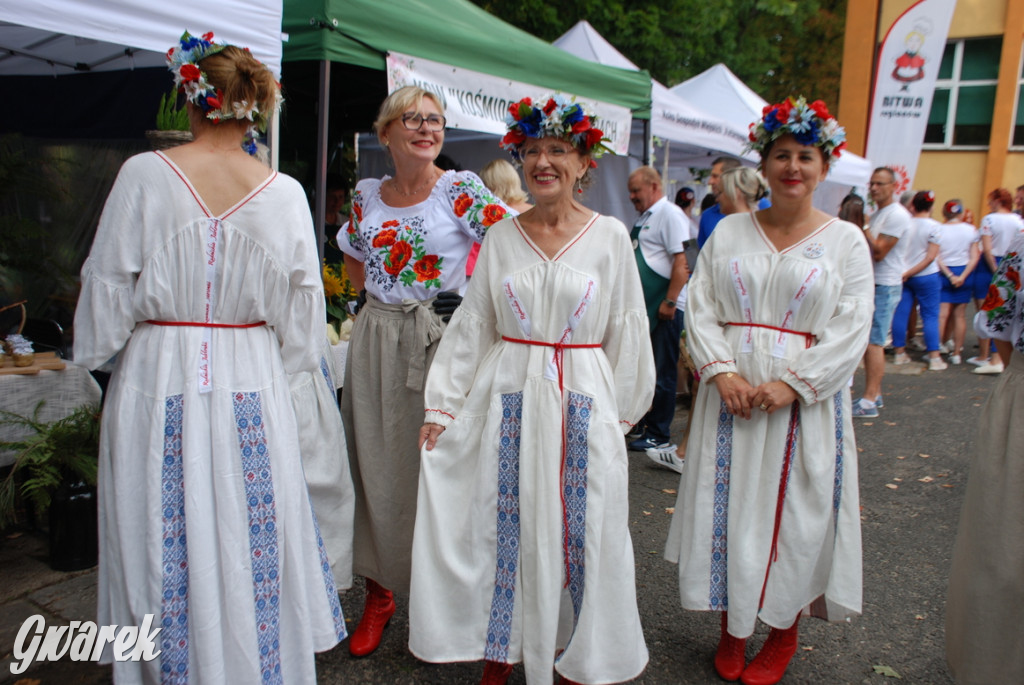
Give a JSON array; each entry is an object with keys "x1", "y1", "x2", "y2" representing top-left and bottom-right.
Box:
[{"x1": 400, "y1": 113, "x2": 446, "y2": 131}]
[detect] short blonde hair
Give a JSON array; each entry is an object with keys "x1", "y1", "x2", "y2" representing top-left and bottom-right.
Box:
[
  {"x1": 480, "y1": 159, "x2": 528, "y2": 205},
  {"x1": 720, "y1": 167, "x2": 768, "y2": 212},
  {"x1": 373, "y1": 85, "x2": 445, "y2": 146}
]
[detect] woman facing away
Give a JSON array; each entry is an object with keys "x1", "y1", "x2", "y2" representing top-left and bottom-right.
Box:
[
  {"x1": 664, "y1": 97, "x2": 873, "y2": 685},
  {"x1": 935, "y1": 199, "x2": 980, "y2": 365},
  {"x1": 411, "y1": 95, "x2": 655, "y2": 685},
  {"x1": 891, "y1": 190, "x2": 947, "y2": 371},
  {"x1": 337, "y1": 85, "x2": 510, "y2": 657},
  {"x1": 969, "y1": 188, "x2": 1024, "y2": 374},
  {"x1": 73, "y1": 32, "x2": 346, "y2": 683}
]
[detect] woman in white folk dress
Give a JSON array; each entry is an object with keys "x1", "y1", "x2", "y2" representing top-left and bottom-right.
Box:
[
  {"x1": 411, "y1": 95, "x2": 655, "y2": 685},
  {"x1": 73, "y1": 32, "x2": 345, "y2": 683},
  {"x1": 664, "y1": 97, "x2": 873, "y2": 685}
]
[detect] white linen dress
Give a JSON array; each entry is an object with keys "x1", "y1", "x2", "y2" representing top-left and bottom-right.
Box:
[
  {"x1": 665, "y1": 213, "x2": 873, "y2": 639},
  {"x1": 409, "y1": 214, "x2": 655, "y2": 685},
  {"x1": 74, "y1": 151, "x2": 346, "y2": 684}
]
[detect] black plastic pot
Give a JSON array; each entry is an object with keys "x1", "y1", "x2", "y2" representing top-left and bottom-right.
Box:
[{"x1": 48, "y1": 478, "x2": 98, "y2": 571}]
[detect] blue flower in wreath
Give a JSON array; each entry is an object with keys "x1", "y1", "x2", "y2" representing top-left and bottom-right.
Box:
[
  {"x1": 563, "y1": 104, "x2": 584, "y2": 125},
  {"x1": 518, "y1": 108, "x2": 543, "y2": 137},
  {"x1": 792, "y1": 119, "x2": 821, "y2": 147}
]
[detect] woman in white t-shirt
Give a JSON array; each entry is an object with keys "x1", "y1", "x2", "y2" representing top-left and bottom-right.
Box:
[
  {"x1": 935, "y1": 199, "x2": 980, "y2": 364},
  {"x1": 891, "y1": 191, "x2": 946, "y2": 370},
  {"x1": 970, "y1": 188, "x2": 1024, "y2": 373}
]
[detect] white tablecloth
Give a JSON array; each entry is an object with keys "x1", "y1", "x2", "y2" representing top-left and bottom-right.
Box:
[{"x1": 0, "y1": 362, "x2": 102, "y2": 468}]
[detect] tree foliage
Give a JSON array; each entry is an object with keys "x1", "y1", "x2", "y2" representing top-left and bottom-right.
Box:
[{"x1": 470, "y1": 0, "x2": 847, "y2": 105}]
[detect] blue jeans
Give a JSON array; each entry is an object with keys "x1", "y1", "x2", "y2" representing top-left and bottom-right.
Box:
[
  {"x1": 637, "y1": 309, "x2": 685, "y2": 443},
  {"x1": 891, "y1": 272, "x2": 942, "y2": 351},
  {"x1": 870, "y1": 284, "x2": 902, "y2": 347}
]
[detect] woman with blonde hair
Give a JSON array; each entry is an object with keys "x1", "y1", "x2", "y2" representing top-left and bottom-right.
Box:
[
  {"x1": 338, "y1": 85, "x2": 510, "y2": 657},
  {"x1": 480, "y1": 158, "x2": 532, "y2": 213},
  {"x1": 718, "y1": 166, "x2": 770, "y2": 215}
]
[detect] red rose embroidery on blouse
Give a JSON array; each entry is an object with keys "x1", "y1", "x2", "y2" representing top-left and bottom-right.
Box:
[
  {"x1": 454, "y1": 193, "x2": 472, "y2": 217},
  {"x1": 1006, "y1": 266, "x2": 1021, "y2": 289},
  {"x1": 372, "y1": 229, "x2": 398, "y2": 248},
  {"x1": 981, "y1": 284, "x2": 1005, "y2": 311},
  {"x1": 481, "y1": 204, "x2": 507, "y2": 227},
  {"x1": 385, "y1": 241, "x2": 413, "y2": 276},
  {"x1": 352, "y1": 202, "x2": 363, "y2": 223},
  {"x1": 382, "y1": 219, "x2": 399, "y2": 229},
  {"x1": 413, "y1": 255, "x2": 442, "y2": 282}
]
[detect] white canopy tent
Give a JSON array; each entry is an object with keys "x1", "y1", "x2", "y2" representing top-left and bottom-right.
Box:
[
  {"x1": 554, "y1": 21, "x2": 753, "y2": 217},
  {"x1": 670, "y1": 64, "x2": 873, "y2": 212},
  {"x1": 0, "y1": 0, "x2": 283, "y2": 76},
  {"x1": 0, "y1": 0, "x2": 284, "y2": 162}
]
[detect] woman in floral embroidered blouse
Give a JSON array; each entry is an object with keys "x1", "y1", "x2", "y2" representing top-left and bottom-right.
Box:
[
  {"x1": 336, "y1": 85, "x2": 509, "y2": 658},
  {"x1": 946, "y1": 232, "x2": 1024, "y2": 684}
]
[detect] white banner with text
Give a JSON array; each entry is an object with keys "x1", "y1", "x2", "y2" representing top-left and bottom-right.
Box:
[
  {"x1": 386, "y1": 52, "x2": 632, "y2": 155},
  {"x1": 865, "y1": 0, "x2": 957, "y2": 193}
]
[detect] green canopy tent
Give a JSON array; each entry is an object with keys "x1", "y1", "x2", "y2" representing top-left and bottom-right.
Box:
[{"x1": 281, "y1": 0, "x2": 652, "y2": 251}]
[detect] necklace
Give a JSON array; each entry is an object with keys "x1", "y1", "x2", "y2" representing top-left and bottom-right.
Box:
[{"x1": 390, "y1": 169, "x2": 438, "y2": 197}]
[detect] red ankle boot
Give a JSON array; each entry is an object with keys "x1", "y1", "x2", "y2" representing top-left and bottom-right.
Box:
[
  {"x1": 348, "y1": 578, "x2": 396, "y2": 657},
  {"x1": 740, "y1": 616, "x2": 799, "y2": 685},
  {"x1": 714, "y1": 612, "x2": 747, "y2": 681},
  {"x1": 480, "y1": 660, "x2": 514, "y2": 685}
]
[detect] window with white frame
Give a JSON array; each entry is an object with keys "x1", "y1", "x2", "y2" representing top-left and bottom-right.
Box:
[{"x1": 924, "y1": 37, "x2": 1001, "y2": 148}]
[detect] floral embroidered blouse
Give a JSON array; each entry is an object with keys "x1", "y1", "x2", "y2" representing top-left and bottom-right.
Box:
[
  {"x1": 338, "y1": 170, "x2": 509, "y2": 303},
  {"x1": 976, "y1": 232, "x2": 1024, "y2": 355}
]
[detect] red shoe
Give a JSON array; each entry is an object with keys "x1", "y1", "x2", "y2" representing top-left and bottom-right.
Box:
[
  {"x1": 348, "y1": 578, "x2": 396, "y2": 657},
  {"x1": 714, "y1": 612, "x2": 747, "y2": 681},
  {"x1": 740, "y1": 617, "x2": 799, "y2": 685},
  {"x1": 480, "y1": 660, "x2": 514, "y2": 685}
]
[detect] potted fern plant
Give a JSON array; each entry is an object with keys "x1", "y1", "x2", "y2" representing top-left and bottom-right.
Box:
[
  {"x1": 0, "y1": 402, "x2": 101, "y2": 571},
  {"x1": 145, "y1": 88, "x2": 193, "y2": 150}
]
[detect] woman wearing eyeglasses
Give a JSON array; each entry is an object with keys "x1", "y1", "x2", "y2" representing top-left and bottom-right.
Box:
[{"x1": 337, "y1": 85, "x2": 510, "y2": 657}]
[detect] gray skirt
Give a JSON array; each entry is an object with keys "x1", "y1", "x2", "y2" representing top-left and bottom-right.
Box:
[
  {"x1": 945, "y1": 350, "x2": 1024, "y2": 683},
  {"x1": 341, "y1": 294, "x2": 444, "y2": 593}
]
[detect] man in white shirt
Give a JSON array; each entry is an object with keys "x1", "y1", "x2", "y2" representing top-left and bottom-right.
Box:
[
  {"x1": 854, "y1": 167, "x2": 911, "y2": 418},
  {"x1": 626, "y1": 167, "x2": 689, "y2": 468}
]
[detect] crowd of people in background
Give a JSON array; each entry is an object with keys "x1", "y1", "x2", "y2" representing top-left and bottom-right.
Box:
[{"x1": 66, "y1": 27, "x2": 1023, "y2": 685}]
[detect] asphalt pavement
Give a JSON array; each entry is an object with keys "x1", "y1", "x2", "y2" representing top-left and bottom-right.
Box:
[{"x1": 0, "y1": 331, "x2": 997, "y2": 684}]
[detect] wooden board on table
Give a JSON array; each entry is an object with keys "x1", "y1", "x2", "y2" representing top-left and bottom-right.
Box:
[{"x1": 0, "y1": 351, "x2": 66, "y2": 375}]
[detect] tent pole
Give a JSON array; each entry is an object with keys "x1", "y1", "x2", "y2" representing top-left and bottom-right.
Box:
[
  {"x1": 642, "y1": 118, "x2": 651, "y2": 166},
  {"x1": 314, "y1": 59, "x2": 331, "y2": 263}
]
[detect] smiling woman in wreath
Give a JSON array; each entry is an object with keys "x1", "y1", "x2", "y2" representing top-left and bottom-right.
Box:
[
  {"x1": 410, "y1": 95, "x2": 655, "y2": 685},
  {"x1": 336, "y1": 85, "x2": 510, "y2": 658},
  {"x1": 664, "y1": 97, "x2": 873, "y2": 685}
]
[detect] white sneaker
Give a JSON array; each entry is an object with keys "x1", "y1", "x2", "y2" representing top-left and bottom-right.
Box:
[
  {"x1": 893, "y1": 352, "x2": 912, "y2": 365},
  {"x1": 966, "y1": 356, "x2": 988, "y2": 366},
  {"x1": 908, "y1": 336, "x2": 926, "y2": 351},
  {"x1": 928, "y1": 357, "x2": 948, "y2": 371},
  {"x1": 646, "y1": 445, "x2": 684, "y2": 474},
  {"x1": 939, "y1": 340, "x2": 951, "y2": 354},
  {"x1": 950, "y1": 354, "x2": 962, "y2": 365},
  {"x1": 972, "y1": 362, "x2": 1004, "y2": 375}
]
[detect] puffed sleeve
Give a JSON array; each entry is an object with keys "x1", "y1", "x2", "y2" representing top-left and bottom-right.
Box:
[
  {"x1": 443, "y1": 171, "x2": 512, "y2": 242},
  {"x1": 600, "y1": 219, "x2": 656, "y2": 432},
  {"x1": 684, "y1": 231, "x2": 740, "y2": 380},
  {"x1": 422, "y1": 221, "x2": 502, "y2": 426},
  {"x1": 780, "y1": 223, "x2": 874, "y2": 404},
  {"x1": 337, "y1": 182, "x2": 370, "y2": 261},
  {"x1": 73, "y1": 159, "x2": 144, "y2": 370},
  {"x1": 269, "y1": 182, "x2": 325, "y2": 376},
  {"x1": 974, "y1": 233, "x2": 1023, "y2": 347}
]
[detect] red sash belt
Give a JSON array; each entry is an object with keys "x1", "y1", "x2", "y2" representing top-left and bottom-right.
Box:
[
  {"x1": 145, "y1": 320, "x2": 266, "y2": 328},
  {"x1": 725, "y1": 321, "x2": 815, "y2": 348},
  {"x1": 501, "y1": 335, "x2": 602, "y2": 586}
]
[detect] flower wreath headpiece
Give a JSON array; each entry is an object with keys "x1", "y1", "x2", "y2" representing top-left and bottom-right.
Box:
[
  {"x1": 165, "y1": 31, "x2": 282, "y2": 155},
  {"x1": 746, "y1": 96, "x2": 847, "y2": 159},
  {"x1": 501, "y1": 94, "x2": 612, "y2": 167}
]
